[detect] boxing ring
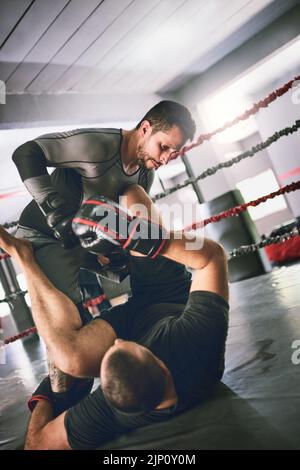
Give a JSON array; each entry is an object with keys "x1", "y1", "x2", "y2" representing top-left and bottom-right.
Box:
[{"x1": 1, "y1": 76, "x2": 300, "y2": 450}]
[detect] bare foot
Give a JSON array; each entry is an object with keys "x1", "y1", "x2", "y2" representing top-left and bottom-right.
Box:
[{"x1": 0, "y1": 225, "x2": 34, "y2": 261}]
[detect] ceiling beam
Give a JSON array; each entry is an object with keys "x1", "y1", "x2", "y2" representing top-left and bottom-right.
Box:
[{"x1": 0, "y1": 92, "x2": 161, "y2": 129}]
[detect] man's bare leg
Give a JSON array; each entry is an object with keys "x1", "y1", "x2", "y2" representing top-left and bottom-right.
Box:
[
  {"x1": 0, "y1": 226, "x2": 116, "y2": 377},
  {"x1": 47, "y1": 351, "x2": 75, "y2": 392}
]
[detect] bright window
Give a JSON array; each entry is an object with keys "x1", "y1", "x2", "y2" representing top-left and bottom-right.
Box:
[
  {"x1": 236, "y1": 169, "x2": 287, "y2": 220},
  {"x1": 0, "y1": 284, "x2": 10, "y2": 317},
  {"x1": 17, "y1": 273, "x2": 31, "y2": 307},
  {"x1": 0, "y1": 273, "x2": 31, "y2": 318}
]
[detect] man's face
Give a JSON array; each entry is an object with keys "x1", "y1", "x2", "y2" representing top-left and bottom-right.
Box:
[{"x1": 136, "y1": 123, "x2": 185, "y2": 171}]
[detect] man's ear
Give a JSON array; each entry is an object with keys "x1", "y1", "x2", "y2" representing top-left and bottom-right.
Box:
[{"x1": 139, "y1": 120, "x2": 151, "y2": 136}]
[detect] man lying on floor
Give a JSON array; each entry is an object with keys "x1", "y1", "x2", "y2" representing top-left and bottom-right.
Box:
[{"x1": 0, "y1": 185, "x2": 229, "y2": 450}]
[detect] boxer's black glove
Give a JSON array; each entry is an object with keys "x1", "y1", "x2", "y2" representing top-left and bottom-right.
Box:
[
  {"x1": 39, "y1": 192, "x2": 79, "y2": 249},
  {"x1": 28, "y1": 375, "x2": 53, "y2": 412},
  {"x1": 28, "y1": 376, "x2": 94, "y2": 416},
  {"x1": 72, "y1": 195, "x2": 168, "y2": 259}
]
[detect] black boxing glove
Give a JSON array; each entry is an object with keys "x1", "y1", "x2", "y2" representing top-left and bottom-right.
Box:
[
  {"x1": 28, "y1": 376, "x2": 94, "y2": 416},
  {"x1": 28, "y1": 375, "x2": 53, "y2": 412},
  {"x1": 51, "y1": 378, "x2": 94, "y2": 416},
  {"x1": 72, "y1": 195, "x2": 168, "y2": 259},
  {"x1": 39, "y1": 192, "x2": 79, "y2": 249}
]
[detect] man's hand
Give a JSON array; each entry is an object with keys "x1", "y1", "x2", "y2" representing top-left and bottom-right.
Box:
[
  {"x1": 97, "y1": 254, "x2": 110, "y2": 266},
  {"x1": 72, "y1": 195, "x2": 168, "y2": 259},
  {"x1": 50, "y1": 213, "x2": 78, "y2": 249},
  {"x1": 25, "y1": 401, "x2": 71, "y2": 450}
]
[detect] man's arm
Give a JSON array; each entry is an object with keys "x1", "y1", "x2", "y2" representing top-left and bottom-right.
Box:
[
  {"x1": 121, "y1": 185, "x2": 229, "y2": 302},
  {"x1": 26, "y1": 386, "x2": 119, "y2": 450},
  {"x1": 12, "y1": 141, "x2": 79, "y2": 248},
  {"x1": 12, "y1": 141, "x2": 56, "y2": 205},
  {"x1": 189, "y1": 242, "x2": 228, "y2": 301},
  {"x1": 25, "y1": 402, "x2": 70, "y2": 450},
  {"x1": 121, "y1": 185, "x2": 223, "y2": 266}
]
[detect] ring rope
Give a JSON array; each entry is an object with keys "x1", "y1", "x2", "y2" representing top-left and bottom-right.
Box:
[
  {"x1": 176, "y1": 75, "x2": 300, "y2": 157},
  {"x1": 0, "y1": 289, "x2": 107, "y2": 307},
  {"x1": 0, "y1": 252, "x2": 10, "y2": 261},
  {"x1": 153, "y1": 120, "x2": 300, "y2": 201},
  {"x1": 2, "y1": 293, "x2": 108, "y2": 344},
  {"x1": 0, "y1": 289, "x2": 27, "y2": 304},
  {"x1": 184, "y1": 181, "x2": 300, "y2": 231},
  {"x1": 3, "y1": 326, "x2": 37, "y2": 345},
  {"x1": 229, "y1": 226, "x2": 300, "y2": 260}
]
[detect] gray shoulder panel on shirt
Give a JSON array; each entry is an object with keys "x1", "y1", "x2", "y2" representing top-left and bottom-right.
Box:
[{"x1": 34, "y1": 128, "x2": 121, "y2": 166}]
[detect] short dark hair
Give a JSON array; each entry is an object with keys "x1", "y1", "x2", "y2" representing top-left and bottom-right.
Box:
[
  {"x1": 102, "y1": 348, "x2": 166, "y2": 415},
  {"x1": 136, "y1": 100, "x2": 196, "y2": 142}
]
